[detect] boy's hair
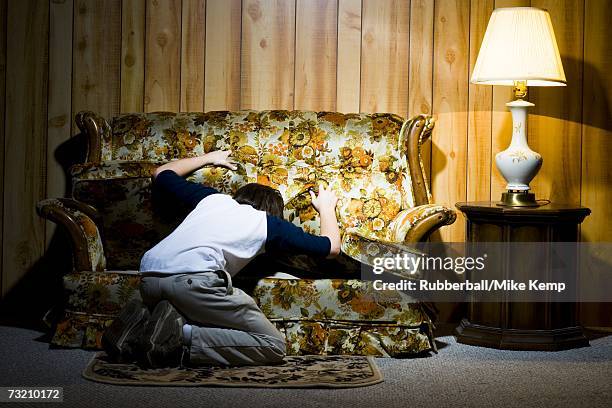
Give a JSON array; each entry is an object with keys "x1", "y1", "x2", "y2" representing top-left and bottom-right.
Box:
[{"x1": 233, "y1": 183, "x2": 284, "y2": 219}]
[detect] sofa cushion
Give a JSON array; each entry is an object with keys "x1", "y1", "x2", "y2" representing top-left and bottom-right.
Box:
[
  {"x1": 107, "y1": 111, "x2": 260, "y2": 186},
  {"x1": 253, "y1": 278, "x2": 435, "y2": 356},
  {"x1": 256, "y1": 111, "x2": 414, "y2": 238},
  {"x1": 254, "y1": 278, "x2": 429, "y2": 322},
  {"x1": 106, "y1": 111, "x2": 257, "y2": 163}
]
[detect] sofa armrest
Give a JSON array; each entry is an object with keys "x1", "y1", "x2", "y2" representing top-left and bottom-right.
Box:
[
  {"x1": 75, "y1": 111, "x2": 111, "y2": 163},
  {"x1": 340, "y1": 227, "x2": 425, "y2": 274},
  {"x1": 401, "y1": 115, "x2": 436, "y2": 207},
  {"x1": 37, "y1": 198, "x2": 106, "y2": 272},
  {"x1": 388, "y1": 204, "x2": 456, "y2": 243}
]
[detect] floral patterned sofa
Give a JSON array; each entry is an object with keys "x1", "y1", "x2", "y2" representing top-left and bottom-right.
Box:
[{"x1": 38, "y1": 110, "x2": 455, "y2": 356}]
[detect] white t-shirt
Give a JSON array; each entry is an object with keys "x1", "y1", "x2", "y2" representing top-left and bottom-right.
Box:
[{"x1": 140, "y1": 194, "x2": 267, "y2": 276}]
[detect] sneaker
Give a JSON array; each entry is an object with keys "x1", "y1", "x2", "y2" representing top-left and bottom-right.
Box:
[
  {"x1": 102, "y1": 299, "x2": 150, "y2": 361},
  {"x1": 138, "y1": 300, "x2": 186, "y2": 368}
]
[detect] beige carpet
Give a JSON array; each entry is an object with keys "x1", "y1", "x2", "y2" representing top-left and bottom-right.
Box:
[
  {"x1": 82, "y1": 352, "x2": 383, "y2": 388},
  {"x1": 3, "y1": 327, "x2": 610, "y2": 407}
]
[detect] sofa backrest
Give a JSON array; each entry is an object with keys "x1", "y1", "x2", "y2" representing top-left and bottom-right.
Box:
[{"x1": 73, "y1": 110, "x2": 434, "y2": 270}]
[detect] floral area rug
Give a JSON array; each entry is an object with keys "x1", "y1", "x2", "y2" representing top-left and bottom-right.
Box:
[{"x1": 83, "y1": 352, "x2": 383, "y2": 388}]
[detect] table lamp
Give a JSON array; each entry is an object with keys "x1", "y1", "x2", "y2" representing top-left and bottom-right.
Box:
[{"x1": 471, "y1": 7, "x2": 566, "y2": 207}]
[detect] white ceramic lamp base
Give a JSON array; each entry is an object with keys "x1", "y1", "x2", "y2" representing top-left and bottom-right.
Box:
[{"x1": 495, "y1": 99, "x2": 542, "y2": 206}]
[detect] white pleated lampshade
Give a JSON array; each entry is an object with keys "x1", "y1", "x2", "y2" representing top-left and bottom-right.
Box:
[{"x1": 471, "y1": 7, "x2": 566, "y2": 87}]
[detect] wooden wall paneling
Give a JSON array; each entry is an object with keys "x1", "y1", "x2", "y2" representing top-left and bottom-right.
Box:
[
  {"x1": 180, "y1": 0, "x2": 206, "y2": 112},
  {"x1": 490, "y1": 0, "x2": 530, "y2": 202},
  {"x1": 580, "y1": 0, "x2": 612, "y2": 327},
  {"x1": 431, "y1": 0, "x2": 469, "y2": 242},
  {"x1": 0, "y1": 0, "x2": 609, "y2": 322},
  {"x1": 431, "y1": 0, "x2": 470, "y2": 320},
  {"x1": 2, "y1": 0, "x2": 49, "y2": 296},
  {"x1": 46, "y1": 0, "x2": 73, "y2": 245},
  {"x1": 408, "y1": 0, "x2": 434, "y2": 186},
  {"x1": 294, "y1": 0, "x2": 337, "y2": 111},
  {"x1": 529, "y1": 0, "x2": 583, "y2": 205},
  {"x1": 241, "y1": 0, "x2": 296, "y2": 110},
  {"x1": 145, "y1": 0, "x2": 182, "y2": 112},
  {"x1": 336, "y1": 0, "x2": 361, "y2": 113},
  {"x1": 121, "y1": 0, "x2": 146, "y2": 113},
  {"x1": 360, "y1": 0, "x2": 410, "y2": 117},
  {"x1": 72, "y1": 0, "x2": 121, "y2": 128},
  {"x1": 204, "y1": 0, "x2": 241, "y2": 111},
  {"x1": 0, "y1": 0, "x2": 6, "y2": 296},
  {"x1": 466, "y1": 0, "x2": 494, "y2": 202},
  {"x1": 408, "y1": 0, "x2": 434, "y2": 118},
  {"x1": 581, "y1": 0, "x2": 612, "y2": 242}
]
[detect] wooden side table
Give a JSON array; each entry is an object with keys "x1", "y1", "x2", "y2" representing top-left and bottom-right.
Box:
[{"x1": 455, "y1": 201, "x2": 591, "y2": 350}]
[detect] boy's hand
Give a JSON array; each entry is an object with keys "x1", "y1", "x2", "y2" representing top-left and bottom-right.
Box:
[
  {"x1": 309, "y1": 184, "x2": 338, "y2": 213},
  {"x1": 204, "y1": 150, "x2": 238, "y2": 170},
  {"x1": 310, "y1": 184, "x2": 341, "y2": 257}
]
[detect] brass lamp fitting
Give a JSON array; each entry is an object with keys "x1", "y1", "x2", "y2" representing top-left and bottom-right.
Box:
[{"x1": 513, "y1": 80, "x2": 528, "y2": 99}]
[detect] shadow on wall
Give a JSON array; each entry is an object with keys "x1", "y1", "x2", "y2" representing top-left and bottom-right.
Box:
[{"x1": 0, "y1": 134, "x2": 89, "y2": 331}]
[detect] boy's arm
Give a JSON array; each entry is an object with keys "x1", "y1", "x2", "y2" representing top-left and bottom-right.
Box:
[
  {"x1": 153, "y1": 170, "x2": 218, "y2": 209},
  {"x1": 153, "y1": 150, "x2": 237, "y2": 179},
  {"x1": 265, "y1": 185, "x2": 341, "y2": 259},
  {"x1": 152, "y1": 151, "x2": 237, "y2": 209}
]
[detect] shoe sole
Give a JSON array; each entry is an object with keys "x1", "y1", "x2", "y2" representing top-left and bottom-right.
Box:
[
  {"x1": 142, "y1": 300, "x2": 185, "y2": 367},
  {"x1": 102, "y1": 299, "x2": 149, "y2": 359}
]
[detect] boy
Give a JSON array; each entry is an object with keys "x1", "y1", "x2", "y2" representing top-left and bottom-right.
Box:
[{"x1": 103, "y1": 150, "x2": 340, "y2": 367}]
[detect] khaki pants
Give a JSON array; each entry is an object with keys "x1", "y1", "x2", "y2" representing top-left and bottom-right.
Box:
[{"x1": 140, "y1": 271, "x2": 286, "y2": 366}]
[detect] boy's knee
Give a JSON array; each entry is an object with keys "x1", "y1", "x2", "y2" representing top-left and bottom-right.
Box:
[
  {"x1": 266, "y1": 343, "x2": 286, "y2": 363},
  {"x1": 267, "y1": 336, "x2": 287, "y2": 363}
]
